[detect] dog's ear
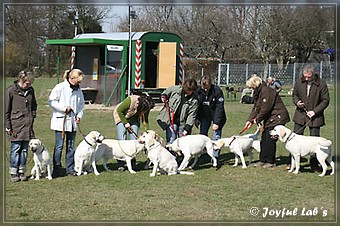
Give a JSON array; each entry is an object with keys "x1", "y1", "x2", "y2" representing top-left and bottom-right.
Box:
[
  {"x1": 38, "y1": 139, "x2": 42, "y2": 146},
  {"x1": 280, "y1": 129, "x2": 286, "y2": 140}
]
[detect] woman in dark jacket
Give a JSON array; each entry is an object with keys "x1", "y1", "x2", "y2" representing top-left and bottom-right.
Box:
[
  {"x1": 5, "y1": 71, "x2": 37, "y2": 182},
  {"x1": 245, "y1": 74, "x2": 290, "y2": 168},
  {"x1": 196, "y1": 75, "x2": 226, "y2": 161},
  {"x1": 292, "y1": 65, "x2": 330, "y2": 171}
]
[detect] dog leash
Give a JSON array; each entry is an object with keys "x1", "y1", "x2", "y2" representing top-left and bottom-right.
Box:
[{"x1": 126, "y1": 126, "x2": 139, "y2": 139}]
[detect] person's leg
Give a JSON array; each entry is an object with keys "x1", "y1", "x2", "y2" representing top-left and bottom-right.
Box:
[
  {"x1": 52, "y1": 131, "x2": 64, "y2": 177},
  {"x1": 166, "y1": 124, "x2": 177, "y2": 144},
  {"x1": 309, "y1": 127, "x2": 321, "y2": 172},
  {"x1": 9, "y1": 141, "x2": 21, "y2": 182},
  {"x1": 199, "y1": 119, "x2": 210, "y2": 136},
  {"x1": 257, "y1": 127, "x2": 276, "y2": 167},
  {"x1": 198, "y1": 119, "x2": 211, "y2": 163},
  {"x1": 65, "y1": 131, "x2": 76, "y2": 175},
  {"x1": 18, "y1": 141, "x2": 28, "y2": 181},
  {"x1": 116, "y1": 123, "x2": 127, "y2": 170},
  {"x1": 129, "y1": 123, "x2": 139, "y2": 169},
  {"x1": 213, "y1": 128, "x2": 222, "y2": 158}
]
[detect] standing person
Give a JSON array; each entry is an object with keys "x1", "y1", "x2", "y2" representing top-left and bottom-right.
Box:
[
  {"x1": 245, "y1": 74, "x2": 290, "y2": 168},
  {"x1": 195, "y1": 75, "x2": 226, "y2": 163},
  {"x1": 292, "y1": 65, "x2": 330, "y2": 171},
  {"x1": 5, "y1": 71, "x2": 37, "y2": 182},
  {"x1": 48, "y1": 69, "x2": 85, "y2": 177},
  {"x1": 157, "y1": 78, "x2": 198, "y2": 144},
  {"x1": 267, "y1": 76, "x2": 282, "y2": 93},
  {"x1": 113, "y1": 93, "x2": 155, "y2": 171}
]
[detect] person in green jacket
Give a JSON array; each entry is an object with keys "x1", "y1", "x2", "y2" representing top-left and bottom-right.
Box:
[
  {"x1": 157, "y1": 78, "x2": 198, "y2": 144},
  {"x1": 113, "y1": 93, "x2": 155, "y2": 171}
]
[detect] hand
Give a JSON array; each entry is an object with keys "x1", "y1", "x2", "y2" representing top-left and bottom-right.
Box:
[
  {"x1": 245, "y1": 121, "x2": 253, "y2": 129},
  {"x1": 182, "y1": 130, "x2": 188, "y2": 136},
  {"x1": 212, "y1": 124, "x2": 219, "y2": 131},
  {"x1": 306, "y1": 111, "x2": 315, "y2": 118},
  {"x1": 75, "y1": 117, "x2": 80, "y2": 124},
  {"x1": 161, "y1": 95, "x2": 167, "y2": 103},
  {"x1": 124, "y1": 123, "x2": 131, "y2": 128},
  {"x1": 5, "y1": 128, "x2": 11, "y2": 135},
  {"x1": 65, "y1": 106, "x2": 72, "y2": 114},
  {"x1": 297, "y1": 100, "x2": 304, "y2": 108}
]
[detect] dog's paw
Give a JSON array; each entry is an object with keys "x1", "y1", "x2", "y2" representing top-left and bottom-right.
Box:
[
  {"x1": 83, "y1": 172, "x2": 88, "y2": 175},
  {"x1": 94, "y1": 172, "x2": 100, "y2": 176},
  {"x1": 293, "y1": 171, "x2": 299, "y2": 174},
  {"x1": 242, "y1": 165, "x2": 247, "y2": 169},
  {"x1": 47, "y1": 176, "x2": 52, "y2": 180},
  {"x1": 232, "y1": 164, "x2": 237, "y2": 167},
  {"x1": 30, "y1": 175, "x2": 34, "y2": 179},
  {"x1": 318, "y1": 173, "x2": 325, "y2": 177},
  {"x1": 129, "y1": 170, "x2": 137, "y2": 174},
  {"x1": 35, "y1": 177, "x2": 40, "y2": 181},
  {"x1": 150, "y1": 173, "x2": 156, "y2": 177}
]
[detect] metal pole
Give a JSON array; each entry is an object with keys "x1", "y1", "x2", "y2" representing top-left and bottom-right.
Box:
[{"x1": 127, "y1": 6, "x2": 132, "y2": 96}]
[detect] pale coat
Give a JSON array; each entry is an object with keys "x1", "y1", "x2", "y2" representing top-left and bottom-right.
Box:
[
  {"x1": 48, "y1": 80, "x2": 85, "y2": 132},
  {"x1": 113, "y1": 95, "x2": 139, "y2": 125}
]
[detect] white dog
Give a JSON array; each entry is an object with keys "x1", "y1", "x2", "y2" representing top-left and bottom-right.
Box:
[
  {"x1": 214, "y1": 127, "x2": 261, "y2": 168},
  {"x1": 29, "y1": 139, "x2": 52, "y2": 180},
  {"x1": 74, "y1": 131, "x2": 105, "y2": 176},
  {"x1": 143, "y1": 130, "x2": 166, "y2": 170},
  {"x1": 270, "y1": 125, "x2": 334, "y2": 177},
  {"x1": 94, "y1": 139, "x2": 145, "y2": 174},
  {"x1": 138, "y1": 131, "x2": 194, "y2": 177},
  {"x1": 166, "y1": 134, "x2": 217, "y2": 170}
]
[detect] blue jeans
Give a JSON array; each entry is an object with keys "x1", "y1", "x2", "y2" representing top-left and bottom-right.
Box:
[
  {"x1": 53, "y1": 131, "x2": 76, "y2": 175},
  {"x1": 9, "y1": 141, "x2": 28, "y2": 175},
  {"x1": 200, "y1": 119, "x2": 222, "y2": 158},
  {"x1": 116, "y1": 122, "x2": 139, "y2": 140},
  {"x1": 116, "y1": 122, "x2": 138, "y2": 168},
  {"x1": 166, "y1": 124, "x2": 185, "y2": 144}
]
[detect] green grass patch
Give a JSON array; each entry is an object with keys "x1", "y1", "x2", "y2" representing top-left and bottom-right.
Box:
[{"x1": 4, "y1": 78, "x2": 336, "y2": 222}]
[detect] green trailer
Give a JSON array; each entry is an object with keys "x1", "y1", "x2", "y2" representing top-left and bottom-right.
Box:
[{"x1": 46, "y1": 31, "x2": 184, "y2": 106}]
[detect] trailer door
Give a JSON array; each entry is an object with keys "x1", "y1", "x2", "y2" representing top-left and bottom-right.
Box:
[{"x1": 157, "y1": 42, "x2": 177, "y2": 88}]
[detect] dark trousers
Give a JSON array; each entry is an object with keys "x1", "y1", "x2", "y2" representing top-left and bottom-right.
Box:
[
  {"x1": 260, "y1": 126, "x2": 277, "y2": 164},
  {"x1": 292, "y1": 123, "x2": 320, "y2": 168}
]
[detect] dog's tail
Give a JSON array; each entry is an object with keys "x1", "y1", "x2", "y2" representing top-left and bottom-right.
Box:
[
  {"x1": 178, "y1": 171, "x2": 195, "y2": 175},
  {"x1": 318, "y1": 139, "x2": 332, "y2": 147}
]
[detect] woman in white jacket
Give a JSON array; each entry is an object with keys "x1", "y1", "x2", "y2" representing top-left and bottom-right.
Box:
[{"x1": 48, "y1": 69, "x2": 85, "y2": 177}]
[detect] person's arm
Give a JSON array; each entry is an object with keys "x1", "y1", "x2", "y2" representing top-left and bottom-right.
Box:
[
  {"x1": 313, "y1": 81, "x2": 330, "y2": 115},
  {"x1": 116, "y1": 97, "x2": 132, "y2": 125},
  {"x1": 213, "y1": 87, "x2": 225, "y2": 127},
  {"x1": 48, "y1": 85, "x2": 67, "y2": 113}
]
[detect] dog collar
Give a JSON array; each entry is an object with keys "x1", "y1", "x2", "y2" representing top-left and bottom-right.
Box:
[
  {"x1": 284, "y1": 131, "x2": 295, "y2": 143},
  {"x1": 148, "y1": 142, "x2": 161, "y2": 150},
  {"x1": 84, "y1": 137, "x2": 93, "y2": 146},
  {"x1": 229, "y1": 136, "x2": 237, "y2": 146}
]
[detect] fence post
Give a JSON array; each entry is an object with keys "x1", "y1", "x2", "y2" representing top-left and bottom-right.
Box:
[
  {"x1": 293, "y1": 62, "x2": 296, "y2": 85},
  {"x1": 246, "y1": 64, "x2": 249, "y2": 83},
  {"x1": 217, "y1": 63, "x2": 221, "y2": 86},
  {"x1": 226, "y1": 64, "x2": 230, "y2": 85},
  {"x1": 320, "y1": 61, "x2": 323, "y2": 79}
]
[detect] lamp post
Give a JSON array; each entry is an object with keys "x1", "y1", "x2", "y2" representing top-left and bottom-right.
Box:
[{"x1": 127, "y1": 6, "x2": 136, "y2": 96}]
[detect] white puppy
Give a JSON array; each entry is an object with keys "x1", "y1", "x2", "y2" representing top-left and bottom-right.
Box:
[
  {"x1": 270, "y1": 125, "x2": 334, "y2": 177},
  {"x1": 138, "y1": 131, "x2": 194, "y2": 177},
  {"x1": 214, "y1": 128, "x2": 261, "y2": 168},
  {"x1": 94, "y1": 139, "x2": 145, "y2": 174},
  {"x1": 74, "y1": 131, "x2": 105, "y2": 176},
  {"x1": 166, "y1": 134, "x2": 217, "y2": 170},
  {"x1": 29, "y1": 139, "x2": 52, "y2": 180}
]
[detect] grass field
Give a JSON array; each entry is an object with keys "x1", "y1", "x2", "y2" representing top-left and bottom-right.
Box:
[{"x1": 3, "y1": 77, "x2": 337, "y2": 223}]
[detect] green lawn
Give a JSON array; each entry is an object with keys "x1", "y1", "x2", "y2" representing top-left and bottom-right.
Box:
[{"x1": 3, "y1": 78, "x2": 336, "y2": 223}]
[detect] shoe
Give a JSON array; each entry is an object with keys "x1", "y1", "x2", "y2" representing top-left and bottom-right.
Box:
[
  {"x1": 67, "y1": 171, "x2": 77, "y2": 176},
  {"x1": 263, "y1": 163, "x2": 276, "y2": 168},
  {"x1": 253, "y1": 161, "x2": 265, "y2": 167},
  {"x1": 10, "y1": 174, "x2": 20, "y2": 182},
  {"x1": 19, "y1": 173, "x2": 28, "y2": 181},
  {"x1": 117, "y1": 167, "x2": 125, "y2": 172}
]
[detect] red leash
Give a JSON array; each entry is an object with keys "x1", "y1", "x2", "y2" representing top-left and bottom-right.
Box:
[{"x1": 163, "y1": 96, "x2": 184, "y2": 137}]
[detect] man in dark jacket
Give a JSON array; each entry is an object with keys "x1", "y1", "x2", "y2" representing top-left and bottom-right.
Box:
[
  {"x1": 292, "y1": 65, "x2": 330, "y2": 171},
  {"x1": 5, "y1": 71, "x2": 37, "y2": 182},
  {"x1": 245, "y1": 74, "x2": 290, "y2": 168},
  {"x1": 196, "y1": 75, "x2": 227, "y2": 163}
]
